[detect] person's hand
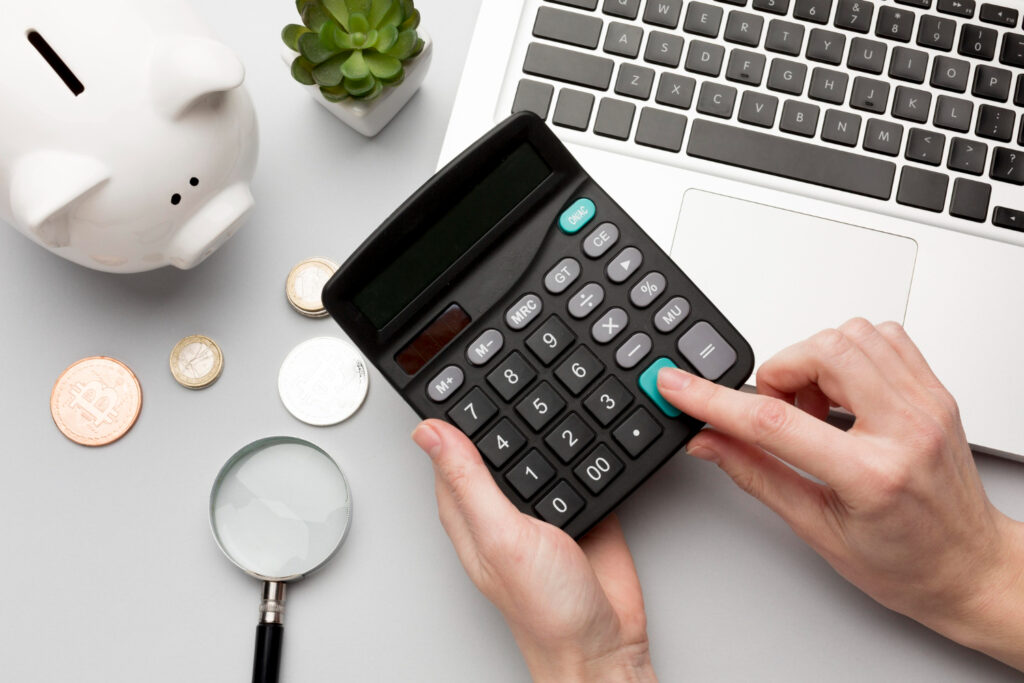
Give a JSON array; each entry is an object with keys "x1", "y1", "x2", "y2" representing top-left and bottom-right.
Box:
[
  {"x1": 413, "y1": 420, "x2": 657, "y2": 682},
  {"x1": 656, "y1": 318, "x2": 1024, "y2": 670}
]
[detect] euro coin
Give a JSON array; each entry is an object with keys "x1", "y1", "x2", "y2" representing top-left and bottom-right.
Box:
[
  {"x1": 50, "y1": 356, "x2": 142, "y2": 447},
  {"x1": 278, "y1": 337, "x2": 368, "y2": 426},
  {"x1": 286, "y1": 258, "x2": 338, "y2": 318},
  {"x1": 170, "y1": 335, "x2": 223, "y2": 389}
]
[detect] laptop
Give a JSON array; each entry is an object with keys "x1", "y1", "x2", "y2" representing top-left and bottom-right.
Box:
[{"x1": 439, "y1": 0, "x2": 1024, "y2": 460}]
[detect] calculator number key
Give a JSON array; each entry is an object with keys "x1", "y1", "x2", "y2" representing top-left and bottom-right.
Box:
[
  {"x1": 678, "y1": 321, "x2": 737, "y2": 381},
  {"x1": 574, "y1": 445, "x2": 624, "y2": 495},
  {"x1": 535, "y1": 480, "x2": 585, "y2": 527},
  {"x1": 544, "y1": 412, "x2": 596, "y2": 463},
  {"x1": 544, "y1": 258, "x2": 581, "y2": 294},
  {"x1": 582, "y1": 222, "x2": 619, "y2": 258},
  {"x1": 613, "y1": 407, "x2": 664, "y2": 458},
  {"x1": 486, "y1": 352, "x2": 537, "y2": 401},
  {"x1": 466, "y1": 329, "x2": 504, "y2": 366},
  {"x1": 426, "y1": 365, "x2": 464, "y2": 403},
  {"x1": 477, "y1": 418, "x2": 527, "y2": 468},
  {"x1": 616, "y1": 332, "x2": 652, "y2": 369},
  {"x1": 555, "y1": 345, "x2": 605, "y2": 395},
  {"x1": 568, "y1": 282, "x2": 605, "y2": 318},
  {"x1": 515, "y1": 381, "x2": 567, "y2": 431},
  {"x1": 447, "y1": 387, "x2": 498, "y2": 436},
  {"x1": 630, "y1": 272, "x2": 666, "y2": 308},
  {"x1": 526, "y1": 315, "x2": 576, "y2": 365},
  {"x1": 584, "y1": 376, "x2": 634, "y2": 426},
  {"x1": 506, "y1": 293, "x2": 543, "y2": 330},
  {"x1": 591, "y1": 307, "x2": 629, "y2": 344},
  {"x1": 506, "y1": 449, "x2": 556, "y2": 500}
]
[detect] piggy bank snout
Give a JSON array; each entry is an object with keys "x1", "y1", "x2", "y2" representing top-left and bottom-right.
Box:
[{"x1": 167, "y1": 183, "x2": 254, "y2": 269}]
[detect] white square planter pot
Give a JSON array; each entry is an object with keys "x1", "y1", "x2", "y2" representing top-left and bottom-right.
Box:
[{"x1": 284, "y1": 31, "x2": 432, "y2": 138}]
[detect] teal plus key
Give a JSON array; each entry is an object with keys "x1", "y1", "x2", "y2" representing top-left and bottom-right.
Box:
[
  {"x1": 559, "y1": 198, "x2": 596, "y2": 233},
  {"x1": 639, "y1": 357, "x2": 682, "y2": 417}
]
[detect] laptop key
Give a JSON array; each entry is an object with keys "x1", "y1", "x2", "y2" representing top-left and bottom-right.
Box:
[
  {"x1": 896, "y1": 166, "x2": 949, "y2": 211},
  {"x1": 888, "y1": 47, "x2": 928, "y2": 83},
  {"x1": 975, "y1": 104, "x2": 1015, "y2": 142},
  {"x1": 635, "y1": 107, "x2": 688, "y2": 152},
  {"x1": 738, "y1": 91, "x2": 780, "y2": 126},
  {"x1": 809, "y1": 67, "x2": 849, "y2": 103},
  {"x1": 875, "y1": 6, "x2": 915, "y2": 42},
  {"x1": 644, "y1": 30, "x2": 685, "y2": 67},
  {"x1": 930, "y1": 55, "x2": 970, "y2": 92},
  {"x1": 686, "y1": 118, "x2": 896, "y2": 199},
  {"x1": 753, "y1": 0, "x2": 791, "y2": 14},
  {"x1": 979, "y1": 3, "x2": 1019, "y2": 27},
  {"x1": 906, "y1": 127, "x2": 946, "y2": 165},
  {"x1": 972, "y1": 65, "x2": 1012, "y2": 101},
  {"x1": 806, "y1": 28, "x2": 847, "y2": 64},
  {"x1": 684, "y1": 2, "x2": 725, "y2": 36},
  {"x1": 949, "y1": 178, "x2": 992, "y2": 222},
  {"x1": 848, "y1": 37, "x2": 887, "y2": 73},
  {"x1": 947, "y1": 137, "x2": 988, "y2": 175},
  {"x1": 958, "y1": 24, "x2": 998, "y2": 60},
  {"x1": 850, "y1": 76, "x2": 890, "y2": 112},
  {"x1": 917, "y1": 15, "x2": 956, "y2": 50},
  {"x1": 615, "y1": 64, "x2": 656, "y2": 99},
  {"x1": 990, "y1": 147, "x2": 1024, "y2": 185},
  {"x1": 534, "y1": 7, "x2": 605, "y2": 49},
  {"x1": 834, "y1": 0, "x2": 874, "y2": 33},
  {"x1": 768, "y1": 59, "x2": 807, "y2": 95},
  {"x1": 656, "y1": 73, "x2": 697, "y2": 109},
  {"x1": 896, "y1": 0, "x2": 930, "y2": 7},
  {"x1": 1000, "y1": 33, "x2": 1024, "y2": 68},
  {"x1": 794, "y1": 0, "x2": 833, "y2": 24},
  {"x1": 725, "y1": 11, "x2": 765, "y2": 45},
  {"x1": 1015, "y1": 75, "x2": 1024, "y2": 107},
  {"x1": 821, "y1": 108, "x2": 863, "y2": 145},
  {"x1": 937, "y1": 0, "x2": 976, "y2": 17},
  {"x1": 549, "y1": 0, "x2": 600, "y2": 9},
  {"x1": 685, "y1": 40, "x2": 726, "y2": 76},
  {"x1": 643, "y1": 0, "x2": 685, "y2": 27},
  {"x1": 765, "y1": 19, "x2": 805, "y2": 55},
  {"x1": 780, "y1": 100, "x2": 820, "y2": 136},
  {"x1": 727, "y1": 49, "x2": 767, "y2": 85},
  {"x1": 933, "y1": 95, "x2": 973, "y2": 131},
  {"x1": 553, "y1": 89, "x2": 597, "y2": 130},
  {"x1": 512, "y1": 79, "x2": 555, "y2": 119},
  {"x1": 892, "y1": 86, "x2": 932, "y2": 122},
  {"x1": 993, "y1": 207, "x2": 1024, "y2": 230},
  {"x1": 603, "y1": 0, "x2": 641, "y2": 19},
  {"x1": 604, "y1": 22, "x2": 644, "y2": 58},
  {"x1": 594, "y1": 97, "x2": 637, "y2": 139},
  {"x1": 863, "y1": 118, "x2": 904, "y2": 155},
  {"x1": 524, "y1": 43, "x2": 615, "y2": 90},
  {"x1": 697, "y1": 81, "x2": 739, "y2": 117}
]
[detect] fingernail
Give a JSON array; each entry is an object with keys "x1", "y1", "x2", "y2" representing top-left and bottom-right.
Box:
[
  {"x1": 685, "y1": 443, "x2": 717, "y2": 462},
  {"x1": 657, "y1": 367, "x2": 692, "y2": 392},
  {"x1": 412, "y1": 423, "x2": 441, "y2": 459}
]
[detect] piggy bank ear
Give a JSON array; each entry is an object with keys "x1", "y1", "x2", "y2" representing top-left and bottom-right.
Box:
[
  {"x1": 10, "y1": 151, "x2": 110, "y2": 247},
  {"x1": 150, "y1": 37, "x2": 246, "y2": 119}
]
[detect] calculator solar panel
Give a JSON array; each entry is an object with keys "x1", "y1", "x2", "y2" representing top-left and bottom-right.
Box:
[{"x1": 323, "y1": 112, "x2": 754, "y2": 539}]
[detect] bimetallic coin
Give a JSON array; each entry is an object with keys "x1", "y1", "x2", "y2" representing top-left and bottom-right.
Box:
[
  {"x1": 278, "y1": 337, "x2": 369, "y2": 426},
  {"x1": 50, "y1": 357, "x2": 142, "y2": 447},
  {"x1": 286, "y1": 258, "x2": 339, "y2": 318},
  {"x1": 170, "y1": 335, "x2": 224, "y2": 389}
]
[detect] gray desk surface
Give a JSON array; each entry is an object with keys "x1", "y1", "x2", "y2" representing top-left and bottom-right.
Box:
[{"x1": 2, "y1": 1, "x2": 1023, "y2": 681}]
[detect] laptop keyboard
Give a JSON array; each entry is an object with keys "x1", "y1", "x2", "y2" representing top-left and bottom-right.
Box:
[{"x1": 512, "y1": 0, "x2": 1024, "y2": 235}]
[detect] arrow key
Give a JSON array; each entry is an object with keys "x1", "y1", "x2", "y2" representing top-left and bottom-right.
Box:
[
  {"x1": 993, "y1": 207, "x2": 1024, "y2": 232},
  {"x1": 606, "y1": 246, "x2": 643, "y2": 283},
  {"x1": 947, "y1": 137, "x2": 988, "y2": 175}
]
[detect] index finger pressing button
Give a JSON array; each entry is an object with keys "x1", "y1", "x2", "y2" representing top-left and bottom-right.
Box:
[{"x1": 678, "y1": 321, "x2": 737, "y2": 381}]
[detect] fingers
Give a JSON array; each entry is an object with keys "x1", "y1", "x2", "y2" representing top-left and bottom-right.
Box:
[
  {"x1": 658, "y1": 367, "x2": 859, "y2": 488},
  {"x1": 756, "y1": 327, "x2": 905, "y2": 423},
  {"x1": 579, "y1": 515, "x2": 646, "y2": 625},
  {"x1": 876, "y1": 321, "x2": 957, "y2": 406},
  {"x1": 413, "y1": 420, "x2": 522, "y2": 540},
  {"x1": 686, "y1": 429, "x2": 830, "y2": 543}
]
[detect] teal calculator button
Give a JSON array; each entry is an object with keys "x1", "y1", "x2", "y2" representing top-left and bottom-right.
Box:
[
  {"x1": 638, "y1": 357, "x2": 682, "y2": 418},
  {"x1": 559, "y1": 198, "x2": 596, "y2": 234}
]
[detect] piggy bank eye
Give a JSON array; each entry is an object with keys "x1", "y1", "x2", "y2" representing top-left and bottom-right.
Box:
[{"x1": 171, "y1": 194, "x2": 181, "y2": 206}]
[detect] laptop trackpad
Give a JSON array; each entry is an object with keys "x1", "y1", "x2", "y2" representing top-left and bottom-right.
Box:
[{"x1": 670, "y1": 190, "x2": 918, "y2": 368}]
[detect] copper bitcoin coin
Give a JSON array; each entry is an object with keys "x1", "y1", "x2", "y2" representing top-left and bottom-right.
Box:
[{"x1": 50, "y1": 357, "x2": 143, "y2": 447}]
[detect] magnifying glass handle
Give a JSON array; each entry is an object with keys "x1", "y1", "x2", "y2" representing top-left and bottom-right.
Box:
[{"x1": 252, "y1": 582, "x2": 286, "y2": 683}]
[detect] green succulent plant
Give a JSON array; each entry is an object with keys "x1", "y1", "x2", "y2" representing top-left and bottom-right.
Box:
[{"x1": 283, "y1": 0, "x2": 424, "y2": 102}]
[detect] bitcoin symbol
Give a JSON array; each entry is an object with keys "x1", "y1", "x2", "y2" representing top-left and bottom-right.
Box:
[{"x1": 68, "y1": 381, "x2": 119, "y2": 428}]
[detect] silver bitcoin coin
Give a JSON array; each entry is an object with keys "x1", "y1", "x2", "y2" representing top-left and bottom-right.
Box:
[
  {"x1": 278, "y1": 337, "x2": 369, "y2": 426},
  {"x1": 286, "y1": 258, "x2": 338, "y2": 318}
]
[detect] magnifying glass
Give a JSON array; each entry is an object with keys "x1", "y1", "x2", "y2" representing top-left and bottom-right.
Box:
[{"x1": 210, "y1": 437, "x2": 352, "y2": 683}]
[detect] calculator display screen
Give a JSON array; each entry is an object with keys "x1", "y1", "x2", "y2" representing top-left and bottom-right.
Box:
[{"x1": 352, "y1": 143, "x2": 551, "y2": 329}]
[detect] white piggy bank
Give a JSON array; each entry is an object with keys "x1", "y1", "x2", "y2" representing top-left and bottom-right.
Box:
[{"x1": 1, "y1": 0, "x2": 258, "y2": 273}]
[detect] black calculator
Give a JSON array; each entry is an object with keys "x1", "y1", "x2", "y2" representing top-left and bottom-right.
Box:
[{"x1": 323, "y1": 112, "x2": 754, "y2": 539}]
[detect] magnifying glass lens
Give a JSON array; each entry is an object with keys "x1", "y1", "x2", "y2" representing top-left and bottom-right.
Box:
[{"x1": 210, "y1": 437, "x2": 352, "y2": 581}]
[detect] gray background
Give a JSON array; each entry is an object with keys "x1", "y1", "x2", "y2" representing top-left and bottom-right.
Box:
[{"x1": 2, "y1": 1, "x2": 1023, "y2": 680}]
